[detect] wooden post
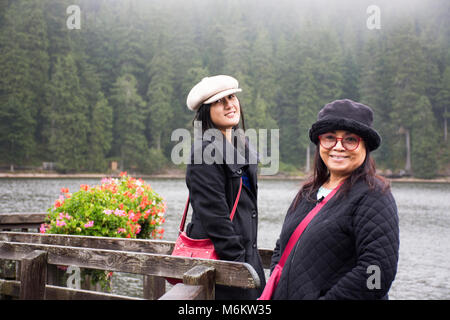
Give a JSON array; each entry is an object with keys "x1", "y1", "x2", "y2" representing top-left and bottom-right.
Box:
[
  {"x1": 143, "y1": 275, "x2": 165, "y2": 300},
  {"x1": 183, "y1": 265, "x2": 215, "y2": 300},
  {"x1": 19, "y1": 250, "x2": 47, "y2": 300}
]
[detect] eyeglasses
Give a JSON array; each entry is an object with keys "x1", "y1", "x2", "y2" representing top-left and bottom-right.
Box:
[{"x1": 318, "y1": 133, "x2": 361, "y2": 151}]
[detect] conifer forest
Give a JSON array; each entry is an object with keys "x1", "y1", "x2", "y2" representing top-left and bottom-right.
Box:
[{"x1": 0, "y1": 0, "x2": 449, "y2": 179}]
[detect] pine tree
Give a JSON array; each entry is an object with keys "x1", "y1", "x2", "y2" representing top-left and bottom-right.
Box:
[
  {"x1": 110, "y1": 74, "x2": 149, "y2": 172},
  {"x1": 0, "y1": 0, "x2": 49, "y2": 166},
  {"x1": 437, "y1": 67, "x2": 450, "y2": 142},
  {"x1": 389, "y1": 24, "x2": 428, "y2": 174},
  {"x1": 341, "y1": 52, "x2": 361, "y2": 101},
  {"x1": 47, "y1": 54, "x2": 89, "y2": 172},
  {"x1": 360, "y1": 36, "x2": 397, "y2": 170},
  {"x1": 87, "y1": 92, "x2": 112, "y2": 172},
  {"x1": 247, "y1": 29, "x2": 278, "y2": 131},
  {"x1": 145, "y1": 46, "x2": 174, "y2": 153},
  {"x1": 297, "y1": 58, "x2": 321, "y2": 172},
  {"x1": 410, "y1": 96, "x2": 439, "y2": 178}
]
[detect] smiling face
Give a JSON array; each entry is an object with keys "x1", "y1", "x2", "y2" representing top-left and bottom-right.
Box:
[
  {"x1": 209, "y1": 94, "x2": 241, "y2": 133},
  {"x1": 319, "y1": 130, "x2": 367, "y2": 180}
]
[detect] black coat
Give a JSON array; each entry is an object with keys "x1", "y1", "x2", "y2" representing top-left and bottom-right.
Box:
[
  {"x1": 185, "y1": 134, "x2": 266, "y2": 300},
  {"x1": 270, "y1": 179, "x2": 399, "y2": 300}
]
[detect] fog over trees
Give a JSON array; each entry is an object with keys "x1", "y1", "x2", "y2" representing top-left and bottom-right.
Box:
[{"x1": 0, "y1": 0, "x2": 449, "y2": 178}]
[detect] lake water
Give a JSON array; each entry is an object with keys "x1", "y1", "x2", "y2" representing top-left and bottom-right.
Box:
[{"x1": 0, "y1": 178, "x2": 449, "y2": 300}]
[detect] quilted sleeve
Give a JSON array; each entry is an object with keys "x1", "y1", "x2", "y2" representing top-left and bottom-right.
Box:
[
  {"x1": 320, "y1": 189, "x2": 400, "y2": 300},
  {"x1": 269, "y1": 238, "x2": 281, "y2": 273}
]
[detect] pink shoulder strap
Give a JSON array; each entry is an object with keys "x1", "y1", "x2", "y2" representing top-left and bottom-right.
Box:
[
  {"x1": 179, "y1": 177, "x2": 243, "y2": 233},
  {"x1": 278, "y1": 182, "x2": 344, "y2": 267}
]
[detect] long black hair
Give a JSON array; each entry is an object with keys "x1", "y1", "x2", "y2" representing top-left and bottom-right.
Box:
[{"x1": 292, "y1": 144, "x2": 390, "y2": 209}]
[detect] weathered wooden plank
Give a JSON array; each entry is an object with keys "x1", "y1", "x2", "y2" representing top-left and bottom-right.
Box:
[
  {"x1": 259, "y1": 248, "x2": 274, "y2": 269},
  {"x1": 183, "y1": 266, "x2": 215, "y2": 300},
  {"x1": 159, "y1": 283, "x2": 205, "y2": 300},
  {"x1": 19, "y1": 250, "x2": 47, "y2": 300},
  {"x1": 0, "y1": 224, "x2": 41, "y2": 231},
  {"x1": 0, "y1": 259, "x2": 16, "y2": 279},
  {"x1": 143, "y1": 275, "x2": 165, "y2": 300},
  {"x1": 0, "y1": 279, "x2": 20, "y2": 297},
  {"x1": 44, "y1": 285, "x2": 143, "y2": 300},
  {"x1": 0, "y1": 213, "x2": 46, "y2": 225},
  {"x1": 0, "y1": 241, "x2": 260, "y2": 289},
  {"x1": 0, "y1": 232, "x2": 173, "y2": 255},
  {"x1": 0, "y1": 232, "x2": 275, "y2": 269},
  {"x1": 0, "y1": 279, "x2": 143, "y2": 300}
]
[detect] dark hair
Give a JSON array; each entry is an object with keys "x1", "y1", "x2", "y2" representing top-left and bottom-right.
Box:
[
  {"x1": 292, "y1": 145, "x2": 390, "y2": 209},
  {"x1": 192, "y1": 99, "x2": 246, "y2": 133}
]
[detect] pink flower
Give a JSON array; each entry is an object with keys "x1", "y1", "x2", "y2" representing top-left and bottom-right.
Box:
[
  {"x1": 135, "y1": 224, "x2": 141, "y2": 234},
  {"x1": 103, "y1": 209, "x2": 113, "y2": 215},
  {"x1": 56, "y1": 219, "x2": 66, "y2": 227},
  {"x1": 117, "y1": 228, "x2": 126, "y2": 234},
  {"x1": 101, "y1": 177, "x2": 112, "y2": 185},
  {"x1": 59, "y1": 212, "x2": 71, "y2": 220},
  {"x1": 114, "y1": 209, "x2": 126, "y2": 217},
  {"x1": 84, "y1": 220, "x2": 94, "y2": 228},
  {"x1": 39, "y1": 224, "x2": 48, "y2": 233}
]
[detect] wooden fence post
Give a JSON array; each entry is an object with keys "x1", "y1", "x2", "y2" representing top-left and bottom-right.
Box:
[
  {"x1": 19, "y1": 250, "x2": 48, "y2": 300},
  {"x1": 183, "y1": 265, "x2": 215, "y2": 300},
  {"x1": 143, "y1": 275, "x2": 165, "y2": 300}
]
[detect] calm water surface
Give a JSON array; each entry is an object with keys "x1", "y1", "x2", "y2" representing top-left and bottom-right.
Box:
[{"x1": 0, "y1": 178, "x2": 449, "y2": 300}]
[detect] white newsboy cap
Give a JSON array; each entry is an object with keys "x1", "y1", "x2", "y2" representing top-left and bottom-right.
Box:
[{"x1": 186, "y1": 75, "x2": 242, "y2": 111}]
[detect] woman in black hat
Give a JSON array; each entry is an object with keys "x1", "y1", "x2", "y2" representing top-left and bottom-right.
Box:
[
  {"x1": 183, "y1": 75, "x2": 265, "y2": 300},
  {"x1": 268, "y1": 99, "x2": 399, "y2": 300}
]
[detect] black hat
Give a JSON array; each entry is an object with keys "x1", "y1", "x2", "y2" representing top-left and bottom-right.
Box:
[{"x1": 309, "y1": 99, "x2": 381, "y2": 151}]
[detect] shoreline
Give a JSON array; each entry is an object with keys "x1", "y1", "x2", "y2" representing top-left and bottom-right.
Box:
[{"x1": 1, "y1": 172, "x2": 449, "y2": 184}]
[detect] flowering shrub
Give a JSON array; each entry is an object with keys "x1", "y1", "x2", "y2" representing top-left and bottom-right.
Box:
[
  {"x1": 41, "y1": 172, "x2": 165, "y2": 239},
  {"x1": 41, "y1": 172, "x2": 166, "y2": 290}
]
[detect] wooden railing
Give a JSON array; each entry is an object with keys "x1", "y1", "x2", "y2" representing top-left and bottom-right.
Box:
[
  {"x1": 0, "y1": 213, "x2": 47, "y2": 232},
  {"x1": 0, "y1": 213, "x2": 274, "y2": 300}
]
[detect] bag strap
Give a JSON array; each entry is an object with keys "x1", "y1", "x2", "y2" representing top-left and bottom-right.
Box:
[
  {"x1": 179, "y1": 177, "x2": 243, "y2": 233},
  {"x1": 277, "y1": 181, "x2": 344, "y2": 268}
]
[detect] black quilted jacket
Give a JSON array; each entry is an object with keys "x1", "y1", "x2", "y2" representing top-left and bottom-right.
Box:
[{"x1": 270, "y1": 179, "x2": 399, "y2": 300}]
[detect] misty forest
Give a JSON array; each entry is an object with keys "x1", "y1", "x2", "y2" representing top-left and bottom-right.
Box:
[{"x1": 0, "y1": 0, "x2": 449, "y2": 179}]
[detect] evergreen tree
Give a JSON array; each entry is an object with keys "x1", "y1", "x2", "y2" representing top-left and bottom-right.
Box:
[
  {"x1": 360, "y1": 36, "x2": 397, "y2": 169},
  {"x1": 0, "y1": 0, "x2": 448, "y2": 177},
  {"x1": 341, "y1": 52, "x2": 361, "y2": 101},
  {"x1": 297, "y1": 58, "x2": 321, "y2": 172},
  {"x1": 47, "y1": 54, "x2": 89, "y2": 172},
  {"x1": 0, "y1": 0, "x2": 49, "y2": 165},
  {"x1": 87, "y1": 91, "x2": 112, "y2": 172},
  {"x1": 410, "y1": 96, "x2": 439, "y2": 178},
  {"x1": 437, "y1": 67, "x2": 450, "y2": 142},
  {"x1": 389, "y1": 25, "x2": 428, "y2": 174},
  {"x1": 110, "y1": 74, "x2": 149, "y2": 172},
  {"x1": 145, "y1": 46, "x2": 174, "y2": 153},
  {"x1": 247, "y1": 29, "x2": 278, "y2": 131}
]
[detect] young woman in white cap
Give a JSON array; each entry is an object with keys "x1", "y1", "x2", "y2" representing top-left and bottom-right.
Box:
[
  {"x1": 267, "y1": 99, "x2": 399, "y2": 300},
  {"x1": 184, "y1": 75, "x2": 265, "y2": 300}
]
